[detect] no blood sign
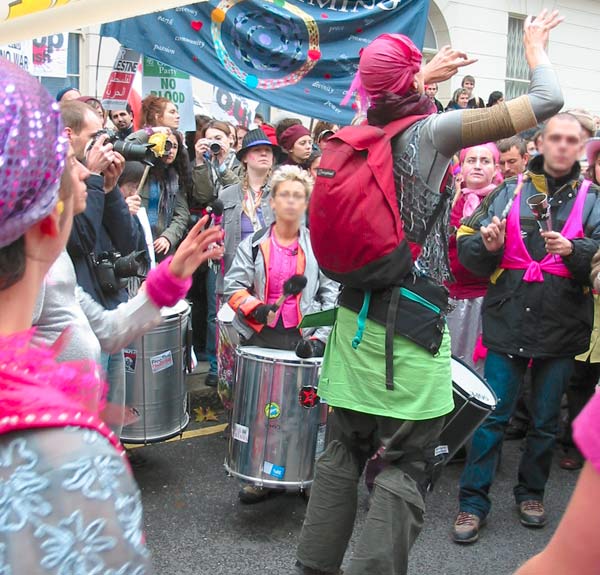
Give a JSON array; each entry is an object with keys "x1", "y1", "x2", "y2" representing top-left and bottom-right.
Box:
[{"x1": 141, "y1": 55, "x2": 195, "y2": 132}]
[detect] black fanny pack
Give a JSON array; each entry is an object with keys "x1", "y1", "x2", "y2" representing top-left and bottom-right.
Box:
[{"x1": 340, "y1": 274, "x2": 449, "y2": 390}]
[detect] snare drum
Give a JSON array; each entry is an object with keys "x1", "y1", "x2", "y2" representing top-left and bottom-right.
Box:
[
  {"x1": 225, "y1": 346, "x2": 327, "y2": 490},
  {"x1": 217, "y1": 303, "x2": 239, "y2": 410},
  {"x1": 439, "y1": 357, "x2": 497, "y2": 461},
  {"x1": 120, "y1": 299, "x2": 191, "y2": 444}
]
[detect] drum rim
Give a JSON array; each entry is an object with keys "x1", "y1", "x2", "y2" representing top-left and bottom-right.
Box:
[
  {"x1": 236, "y1": 345, "x2": 322, "y2": 366},
  {"x1": 161, "y1": 298, "x2": 191, "y2": 318},
  {"x1": 451, "y1": 355, "x2": 497, "y2": 409}
]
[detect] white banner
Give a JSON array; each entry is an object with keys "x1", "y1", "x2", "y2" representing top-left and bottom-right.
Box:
[
  {"x1": 210, "y1": 86, "x2": 259, "y2": 128},
  {"x1": 0, "y1": 40, "x2": 32, "y2": 72},
  {"x1": 31, "y1": 33, "x2": 68, "y2": 78},
  {"x1": 141, "y1": 56, "x2": 195, "y2": 132}
]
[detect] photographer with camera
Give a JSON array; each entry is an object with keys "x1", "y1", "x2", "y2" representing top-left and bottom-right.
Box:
[
  {"x1": 191, "y1": 119, "x2": 241, "y2": 208},
  {"x1": 186, "y1": 120, "x2": 241, "y2": 383},
  {"x1": 124, "y1": 130, "x2": 191, "y2": 259},
  {"x1": 61, "y1": 99, "x2": 147, "y2": 435}
]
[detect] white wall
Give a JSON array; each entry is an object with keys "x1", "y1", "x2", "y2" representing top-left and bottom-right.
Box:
[{"x1": 430, "y1": 0, "x2": 600, "y2": 115}]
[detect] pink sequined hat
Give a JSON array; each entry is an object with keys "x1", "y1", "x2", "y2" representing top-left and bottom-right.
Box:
[{"x1": 0, "y1": 58, "x2": 67, "y2": 248}]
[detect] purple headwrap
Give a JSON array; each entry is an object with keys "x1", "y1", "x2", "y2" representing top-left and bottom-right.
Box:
[
  {"x1": 0, "y1": 59, "x2": 66, "y2": 248},
  {"x1": 341, "y1": 34, "x2": 423, "y2": 112}
]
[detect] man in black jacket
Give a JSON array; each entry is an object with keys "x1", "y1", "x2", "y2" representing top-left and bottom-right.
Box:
[
  {"x1": 452, "y1": 113, "x2": 600, "y2": 544},
  {"x1": 61, "y1": 100, "x2": 144, "y2": 435},
  {"x1": 61, "y1": 100, "x2": 142, "y2": 310}
]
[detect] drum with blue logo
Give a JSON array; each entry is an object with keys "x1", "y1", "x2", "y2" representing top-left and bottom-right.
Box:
[{"x1": 225, "y1": 346, "x2": 327, "y2": 490}]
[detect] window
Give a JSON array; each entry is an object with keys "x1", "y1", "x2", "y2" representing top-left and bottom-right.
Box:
[
  {"x1": 424, "y1": 18, "x2": 437, "y2": 52},
  {"x1": 505, "y1": 16, "x2": 529, "y2": 99},
  {"x1": 37, "y1": 32, "x2": 81, "y2": 96}
]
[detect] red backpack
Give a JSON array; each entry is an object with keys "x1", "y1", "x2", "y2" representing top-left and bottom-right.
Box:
[{"x1": 309, "y1": 116, "x2": 427, "y2": 290}]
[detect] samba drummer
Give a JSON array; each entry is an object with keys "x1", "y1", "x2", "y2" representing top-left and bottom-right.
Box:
[{"x1": 224, "y1": 165, "x2": 339, "y2": 504}]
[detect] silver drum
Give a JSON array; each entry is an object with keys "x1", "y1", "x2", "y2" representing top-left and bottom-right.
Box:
[
  {"x1": 225, "y1": 346, "x2": 327, "y2": 490},
  {"x1": 121, "y1": 299, "x2": 191, "y2": 444}
]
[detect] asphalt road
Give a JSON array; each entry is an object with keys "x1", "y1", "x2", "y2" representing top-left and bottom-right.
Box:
[{"x1": 130, "y1": 419, "x2": 579, "y2": 575}]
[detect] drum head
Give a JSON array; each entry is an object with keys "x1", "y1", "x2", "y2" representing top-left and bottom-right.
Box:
[
  {"x1": 451, "y1": 356, "x2": 496, "y2": 409},
  {"x1": 217, "y1": 303, "x2": 235, "y2": 324},
  {"x1": 161, "y1": 298, "x2": 190, "y2": 319},
  {"x1": 237, "y1": 346, "x2": 322, "y2": 365}
]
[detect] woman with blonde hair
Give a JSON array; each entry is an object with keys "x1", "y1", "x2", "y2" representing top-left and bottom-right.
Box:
[{"x1": 219, "y1": 129, "x2": 278, "y2": 288}]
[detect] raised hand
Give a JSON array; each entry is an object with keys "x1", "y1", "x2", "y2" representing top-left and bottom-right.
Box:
[
  {"x1": 523, "y1": 9, "x2": 564, "y2": 68},
  {"x1": 423, "y1": 45, "x2": 478, "y2": 84},
  {"x1": 480, "y1": 216, "x2": 506, "y2": 252},
  {"x1": 168, "y1": 216, "x2": 224, "y2": 279}
]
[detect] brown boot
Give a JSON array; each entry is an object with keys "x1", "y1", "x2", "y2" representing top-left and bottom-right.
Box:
[
  {"x1": 518, "y1": 500, "x2": 546, "y2": 527},
  {"x1": 452, "y1": 511, "x2": 485, "y2": 544}
]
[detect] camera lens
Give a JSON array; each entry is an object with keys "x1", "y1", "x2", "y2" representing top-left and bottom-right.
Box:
[
  {"x1": 163, "y1": 140, "x2": 174, "y2": 156},
  {"x1": 210, "y1": 142, "x2": 222, "y2": 155},
  {"x1": 113, "y1": 140, "x2": 155, "y2": 164}
]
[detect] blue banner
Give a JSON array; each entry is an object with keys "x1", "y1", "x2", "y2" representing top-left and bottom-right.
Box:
[{"x1": 102, "y1": 0, "x2": 429, "y2": 124}]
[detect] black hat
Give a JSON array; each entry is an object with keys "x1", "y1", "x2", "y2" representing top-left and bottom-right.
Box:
[{"x1": 236, "y1": 128, "x2": 280, "y2": 161}]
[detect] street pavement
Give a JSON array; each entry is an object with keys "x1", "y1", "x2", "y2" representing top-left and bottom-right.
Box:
[{"x1": 130, "y1": 397, "x2": 579, "y2": 575}]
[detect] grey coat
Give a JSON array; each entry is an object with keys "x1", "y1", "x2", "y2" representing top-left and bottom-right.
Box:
[
  {"x1": 224, "y1": 225, "x2": 339, "y2": 343},
  {"x1": 218, "y1": 181, "x2": 275, "y2": 293}
]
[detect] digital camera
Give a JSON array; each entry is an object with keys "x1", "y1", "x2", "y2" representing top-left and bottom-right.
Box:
[{"x1": 93, "y1": 250, "x2": 149, "y2": 295}]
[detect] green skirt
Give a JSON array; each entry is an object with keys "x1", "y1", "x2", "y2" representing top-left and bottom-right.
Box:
[{"x1": 318, "y1": 307, "x2": 454, "y2": 421}]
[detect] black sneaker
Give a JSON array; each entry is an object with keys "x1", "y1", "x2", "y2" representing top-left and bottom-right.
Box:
[{"x1": 205, "y1": 373, "x2": 218, "y2": 387}]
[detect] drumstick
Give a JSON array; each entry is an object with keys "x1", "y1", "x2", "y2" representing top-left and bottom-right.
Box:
[
  {"x1": 500, "y1": 173, "x2": 528, "y2": 220},
  {"x1": 272, "y1": 274, "x2": 308, "y2": 311}
]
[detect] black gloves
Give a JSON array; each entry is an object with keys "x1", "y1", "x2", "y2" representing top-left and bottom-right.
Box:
[
  {"x1": 252, "y1": 304, "x2": 277, "y2": 324},
  {"x1": 295, "y1": 338, "x2": 326, "y2": 358}
]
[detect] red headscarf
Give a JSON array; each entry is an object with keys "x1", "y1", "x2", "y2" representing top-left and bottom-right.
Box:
[
  {"x1": 279, "y1": 124, "x2": 311, "y2": 150},
  {"x1": 341, "y1": 34, "x2": 422, "y2": 112}
]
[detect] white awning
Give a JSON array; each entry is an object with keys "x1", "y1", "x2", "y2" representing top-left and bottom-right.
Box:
[{"x1": 0, "y1": 0, "x2": 208, "y2": 44}]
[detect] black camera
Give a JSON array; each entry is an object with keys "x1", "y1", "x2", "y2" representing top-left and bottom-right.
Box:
[
  {"x1": 93, "y1": 250, "x2": 149, "y2": 295},
  {"x1": 90, "y1": 129, "x2": 157, "y2": 166},
  {"x1": 209, "y1": 140, "x2": 222, "y2": 155}
]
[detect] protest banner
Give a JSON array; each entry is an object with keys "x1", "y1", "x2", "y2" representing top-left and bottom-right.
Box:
[
  {"x1": 0, "y1": 40, "x2": 32, "y2": 72},
  {"x1": 31, "y1": 33, "x2": 68, "y2": 77},
  {"x1": 141, "y1": 56, "x2": 195, "y2": 132},
  {"x1": 211, "y1": 86, "x2": 258, "y2": 128},
  {"x1": 102, "y1": 47, "x2": 140, "y2": 111},
  {"x1": 102, "y1": 0, "x2": 428, "y2": 123}
]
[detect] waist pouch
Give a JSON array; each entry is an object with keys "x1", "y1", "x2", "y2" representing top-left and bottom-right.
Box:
[{"x1": 340, "y1": 274, "x2": 449, "y2": 390}]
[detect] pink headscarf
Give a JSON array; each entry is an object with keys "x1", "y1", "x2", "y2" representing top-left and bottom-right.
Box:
[
  {"x1": 458, "y1": 143, "x2": 502, "y2": 218},
  {"x1": 459, "y1": 142, "x2": 500, "y2": 165},
  {"x1": 341, "y1": 34, "x2": 422, "y2": 111}
]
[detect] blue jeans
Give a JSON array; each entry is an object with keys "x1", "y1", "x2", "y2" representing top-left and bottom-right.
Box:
[
  {"x1": 459, "y1": 351, "x2": 574, "y2": 519},
  {"x1": 206, "y1": 267, "x2": 218, "y2": 375}
]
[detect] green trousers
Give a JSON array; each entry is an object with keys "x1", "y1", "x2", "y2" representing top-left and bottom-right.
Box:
[{"x1": 296, "y1": 407, "x2": 445, "y2": 575}]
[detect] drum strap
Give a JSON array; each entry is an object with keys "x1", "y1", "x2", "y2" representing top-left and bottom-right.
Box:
[{"x1": 385, "y1": 288, "x2": 401, "y2": 391}]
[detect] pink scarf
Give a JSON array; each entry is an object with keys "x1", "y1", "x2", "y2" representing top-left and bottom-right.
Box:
[{"x1": 462, "y1": 184, "x2": 497, "y2": 218}]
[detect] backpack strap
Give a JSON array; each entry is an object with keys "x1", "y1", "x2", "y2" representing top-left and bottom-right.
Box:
[
  {"x1": 382, "y1": 114, "x2": 429, "y2": 139},
  {"x1": 385, "y1": 288, "x2": 401, "y2": 391},
  {"x1": 251, "y1": 226, "x2": 270, "y2": 262}
]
